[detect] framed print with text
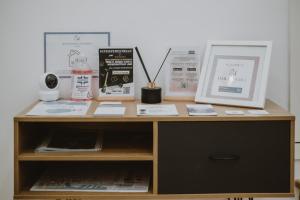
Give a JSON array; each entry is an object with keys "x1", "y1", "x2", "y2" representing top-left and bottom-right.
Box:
[
  {"x1": 164, "y1": 47, "x2": 202, "y2": 100},
  {"x1": 44, "y1": 32, "x2": 110, "y2": 98},
  {"x1": 195, "y1": 41, "x2": 272, "y2": 108}
]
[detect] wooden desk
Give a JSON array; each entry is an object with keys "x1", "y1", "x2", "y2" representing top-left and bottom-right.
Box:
[{"x1": 14, "y1": 100, "x2": 295, "y2": 200}]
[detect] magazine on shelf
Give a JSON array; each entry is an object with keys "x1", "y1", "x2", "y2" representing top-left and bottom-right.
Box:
[
  {"x1": 30, "y1": 167, "x2": 149, "y2": 192},
  {"x1": 35, "y1": 131, "x2": 103, "y2": 152}
]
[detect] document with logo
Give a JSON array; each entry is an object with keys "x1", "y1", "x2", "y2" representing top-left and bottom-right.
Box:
[{"x1": 137, "y1": 104, "x2": 178, "y2": 116}]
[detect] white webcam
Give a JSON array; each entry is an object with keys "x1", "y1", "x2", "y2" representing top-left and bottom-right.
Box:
[{"x1": 39, "y1": 73, "x2": 60, "y2": 101}]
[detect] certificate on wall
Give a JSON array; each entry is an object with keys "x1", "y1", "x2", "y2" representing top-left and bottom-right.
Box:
[
  {"x1": 164, "y1": 47, "x2": 201, "y2": 100},
  {"x1": 44, "y1": 32, "x2": 110, "y2": 98},
  {"x1": 195, "y1": 41, "x2": 272, "y2": 108}
]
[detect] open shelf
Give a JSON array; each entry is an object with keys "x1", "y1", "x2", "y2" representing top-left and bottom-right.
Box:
[
  {"x1": 15, "y1": 190, "x2": 155, "y2": 200},
  {"x1": 17, "y1": 161, "x2": 153, "y2": 197},
  {"x1": 16, "y1": 190, "x2": 154, "y2": 197},
  {"x1": 18, "y1": 122, "x2": 153, "y2": 161}
]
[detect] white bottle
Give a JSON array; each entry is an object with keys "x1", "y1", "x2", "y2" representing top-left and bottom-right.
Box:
[{"x1": 71, "y1": 55, "x2": 93, "y2": 100}]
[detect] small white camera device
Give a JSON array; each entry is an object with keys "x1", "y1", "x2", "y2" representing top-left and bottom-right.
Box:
[{"x1": 39, "y1": 73, "x2": 60, "y2": 101}]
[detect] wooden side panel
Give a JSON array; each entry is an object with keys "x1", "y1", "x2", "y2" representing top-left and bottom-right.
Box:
[
  {"x1": 14, "y1": 120, "x2": 19, "y2": 194},
  {"x1": 290, "y1": 120, "x2": 295, "y2": 193},
  {"x1": 153, "y1": 121, "x2": 158, "y2": 194}
]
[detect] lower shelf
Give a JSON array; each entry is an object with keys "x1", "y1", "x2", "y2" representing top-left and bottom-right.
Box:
[
  {"x1": 14, "y1": 192, "x2": 294, "y2": 200},
  {"x1": 15, "y1": 191, "x2": 154, "y2": 200},
  {"x1": 17, "y1": 161, "x2": 152, "y2": 198}
]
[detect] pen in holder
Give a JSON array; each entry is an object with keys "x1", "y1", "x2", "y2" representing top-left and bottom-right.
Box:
[{"x1": 135, "y1": 47, "x2": 171, "y2": 104}]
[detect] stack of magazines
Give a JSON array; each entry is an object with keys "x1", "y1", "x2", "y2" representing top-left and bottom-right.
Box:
[
  {"x1": 30, "y1": 167, "x2": 149, "y2": 192},
  {"x1": 35, "y1": 131, "x2": 103, "y2": 152}
]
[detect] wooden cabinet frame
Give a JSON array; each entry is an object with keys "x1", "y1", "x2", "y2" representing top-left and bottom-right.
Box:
[{"x1": 14, "y1": 100, "x2": 295, "y2": 199}]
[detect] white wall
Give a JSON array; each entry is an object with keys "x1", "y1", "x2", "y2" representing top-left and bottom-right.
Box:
[
  {"x1": 0, "y1": 0, "x2": 291, "y2": 199},
  {"x1": 290, "y1": 0, "x2": 300, "y2": 143},
  {"x1": 290, "y1": 0, "x2": 300, "y2": 197}
]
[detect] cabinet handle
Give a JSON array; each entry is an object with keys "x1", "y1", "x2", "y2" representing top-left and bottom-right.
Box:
[{"x1": 209, "y1": 154, "x2": 240, "y2": 161}]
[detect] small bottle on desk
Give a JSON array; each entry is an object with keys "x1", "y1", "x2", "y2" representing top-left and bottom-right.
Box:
[{"x1": 71, "y1": 55, "x2": 93, "y2": 100}]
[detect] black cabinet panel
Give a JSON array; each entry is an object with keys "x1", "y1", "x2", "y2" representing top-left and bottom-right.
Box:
[{"x1": 158, "y1": 121, "x2": 290, "y2": 194}]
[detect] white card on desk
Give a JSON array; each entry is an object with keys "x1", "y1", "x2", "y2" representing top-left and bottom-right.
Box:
[
  {"x1": 225, "y1": 110, "x2": 245, "y2": 115},
  {"x1": 94, "y1": 105, "x2": 125, "y2": 116},
  {"x1": 186, "y1": 104, "x2": 217, "y2": 116},
  {"x1": 137, "y1": 104, "x2": 178, "y2": 116},
  {"x1": 247, "y1": 109, "x2": 269, "y2": 115}
]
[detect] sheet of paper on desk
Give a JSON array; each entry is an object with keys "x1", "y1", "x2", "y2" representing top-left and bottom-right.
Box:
[
  {"x1": 26, "y1": 100, "x2": 91, "y2": 116},
  {"x1": 225, "y1": 110, "x2": 245, "y2": 115},
  {"x1": 247, "y1": 109, "x2": 269, "y2": 115},
  {"x1": 94, "y1": 102, "x2": 126, "y2": 116},
  {"x1": 186, "y1": 104, "x2": 217, "y2": 116},
  {"x1": 137, "y1": 104, "x2": 178, "y2": 116}
]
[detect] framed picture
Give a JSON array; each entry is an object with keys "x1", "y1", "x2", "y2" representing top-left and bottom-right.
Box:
[
  {"x1": 164, "y1": 47, "x2": 202, "y2": 100},
  {"x1": 195, "y1": 41, "x2": 272, "y2": 108},
  {"x1": 44, "y1": 32, "x2": 110, "y2": 98}
]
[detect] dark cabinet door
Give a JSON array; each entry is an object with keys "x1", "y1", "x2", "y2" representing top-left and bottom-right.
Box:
[{"x1": 158, "y1": 121, "x2": 291, "y2": 194}]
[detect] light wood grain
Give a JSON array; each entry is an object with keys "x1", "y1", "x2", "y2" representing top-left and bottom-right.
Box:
[
  {"x1": 14, "y1": 191, "x2": 294, "y2": 200},
  {"x1": 96, "y1": 96, "x2": 136, "y2": 101},
  {"x1": 14, "y1": 100, "x2": 295, "y2": 200},
  {"x1": 296, "y1": 180, "x2": 300, "y2": 189},
  {"x1": 18, "y1": 149, "x2": 153, "y2": 161},
  {"x1": 14, "y1": 120, "x2": 19, "y2": 194},
  {"x1": 291, "y1": 120, "x2": 295, "y2": 193},
  {"x1": 153, "y1": 121, "x2": 158, "y2": 194},
  {"x1": 15, "y1": 99, "x2": 294, "y2": 122},
  {"x1": 164, "y1": 96, "x2": 195, "y2": 101}
]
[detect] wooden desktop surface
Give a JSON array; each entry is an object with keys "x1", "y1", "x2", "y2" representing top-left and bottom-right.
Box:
[{"x1": 15, "y1": 99, "x2": 294, "y2": 122}]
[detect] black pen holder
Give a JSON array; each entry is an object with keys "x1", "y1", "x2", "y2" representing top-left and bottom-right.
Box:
[{"x1": 141, "y1": 86, "x2": 161, "y2": 104}]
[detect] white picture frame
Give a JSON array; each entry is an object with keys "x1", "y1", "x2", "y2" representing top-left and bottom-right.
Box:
[
  {"x1": 44, "y1": 32, "x2": 110, "y2": 99},
  {"x1": 164, "y1": 47, "x2": 202, "y2": 100},
  {"x1": 195, "y1": 41, "x2": 272, "y2": 108}
]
